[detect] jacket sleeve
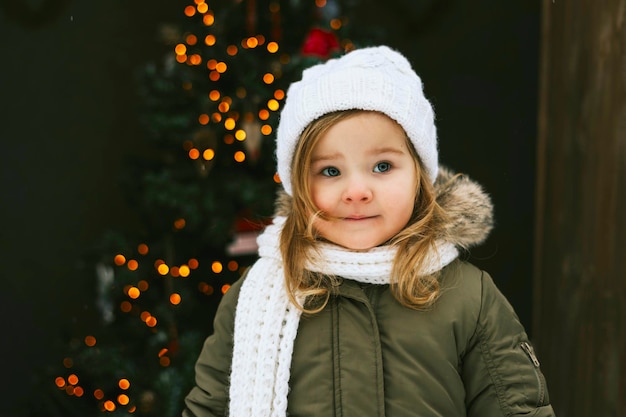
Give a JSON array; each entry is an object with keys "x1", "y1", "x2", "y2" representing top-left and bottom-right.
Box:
[
  {"x1": 462, "y1": 270, "x2": 556, "y2": 417},
  {"x1": 182, "y1": 278, "x2": 243, "y2": 417}
]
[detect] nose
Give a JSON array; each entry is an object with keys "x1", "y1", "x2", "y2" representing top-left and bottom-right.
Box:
[{"x1": 342, "y1": 175, "x2": 373, "y2": 203}]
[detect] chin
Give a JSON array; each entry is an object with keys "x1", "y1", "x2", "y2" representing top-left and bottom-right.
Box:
[{"x1": 336, "y1": 240, "x2": 381, "y2": 251}]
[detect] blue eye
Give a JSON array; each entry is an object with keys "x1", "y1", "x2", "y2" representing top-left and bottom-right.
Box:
[
  {"x1": 321, "y1": 167, "x2": 340, "y2": 177},
  {"x1": 373, "y1": 162, "x2": 391, "y2": 173}
]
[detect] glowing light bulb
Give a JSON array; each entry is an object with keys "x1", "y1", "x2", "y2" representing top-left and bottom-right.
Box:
[
  {"x1": 174, "y1": 218, "x2": 186, "y2": 229},
  {"x1": 267, "y1": 99, "x2": 279, "y2": 111},
  {"x1": 267, "y1": 41, "x2": 279, "y2": 53},
  {"x1": 170, "y1": 293, "x2": 182, "y2": 305},
  {"x1": 227, "y1": 45, "x2": 238, "y2": 56},
  {"x1": 203, "y1": 149, "x2": 215, "y2": 160},
  {"x1": 179, "y1": 264, "x2": 191, "y2": 277},
  {"x1": 205, "y1": 34, "x2": 216, "y2": 46},
  {"x1": 189, "y1": 148, "x2": 200, "y2": 160},
  {"x1": 127, "y1": 259, "x2": 138, "y2": 271},
  {"x1": 128, "y1": 287, "x2": 140, "y2": 299},
  {"x1": 203, "y1": 14, "x2": 214, "y2": 26},
  {"x1": 114, "y1": 254, "x2": 126, "y2": 266},
  {"x1": 137, "y1": 243, "x2": 149, "y2": 255},
  {"x1": 246, "y1": 37, "x2": 259, "y2": 48},
  {"x1": 218, "y1": 101, "x2": 230, "y2": 112},
  {"x1": 189, "y1": 54, "x2": 202, "y2": 65},
  {"x1": 224, "y1": 118, "x2": 236, "y2": 130},
  {"x1": 261, "y1": 125, "x2": 272, "y2": 135},
  {"x1": 234, "y1": 151, "x2": 246, "y2": 162},
  {"x1": 104, "y1": 400, "x2": 116, "y2": 411},
  {"x1": 215, "y1": 62, "x2": 227, "y2": 73},
  {"x1": 120, "y1": 301, "x2": 132, "y2": 313},
  {"x1": 235, "y1": 130, "x2": 246, "y2": 141},
  {"x1": 186, "y1": 34, "x2": 198, "y2": 45},
  {"x1": 175, "y1": 44, "x2": 187, "y2": 55},
  {"x1": 84, "y1": 336, "x2": 96, "y2": 347}
]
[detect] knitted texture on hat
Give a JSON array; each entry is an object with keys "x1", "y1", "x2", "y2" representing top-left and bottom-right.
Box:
[
  {"x1": 228, "y1": 216, "x2": 459, "y2": 417},
  {"x1": 276, "y1": 45, "x2": 438, "y2": 195}
]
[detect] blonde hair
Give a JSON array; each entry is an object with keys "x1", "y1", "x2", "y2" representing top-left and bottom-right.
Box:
[{"x1": 279, "y1": 110, "x2": 449, "y2": 313}]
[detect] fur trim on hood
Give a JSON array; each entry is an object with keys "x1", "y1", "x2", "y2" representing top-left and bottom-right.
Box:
[{"x1": 273, "y1": 166, "x2": 494, "y2": 251}]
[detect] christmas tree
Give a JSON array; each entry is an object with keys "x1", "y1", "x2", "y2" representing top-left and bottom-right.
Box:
[{"x1": 40, "y1": 1, "x2": 365, "y2": 416}]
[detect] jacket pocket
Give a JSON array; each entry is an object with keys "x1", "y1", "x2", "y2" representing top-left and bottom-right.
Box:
[{"x1": 520, "y1": 341, "x2": 548, "y2": 407}]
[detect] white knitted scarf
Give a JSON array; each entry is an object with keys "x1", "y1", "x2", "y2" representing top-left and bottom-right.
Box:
[{"x1": 228, "y1": 216, "x2": 459, "y2": 417}]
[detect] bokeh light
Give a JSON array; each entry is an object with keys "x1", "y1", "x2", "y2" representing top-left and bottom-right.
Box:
[
  {"x1": 234, "y1": 151, "x2": 246, "y2": 162},
  {"x1": 114, "y1": 254, "x2": 126, "y2": 266},
  {"x1": 119, "y1": 379, "x2": 130, "y2": 390}
]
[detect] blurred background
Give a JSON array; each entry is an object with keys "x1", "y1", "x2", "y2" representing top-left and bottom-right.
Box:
[{"x1": 0, "y1": 0, "x2": 623, "y2": 416}]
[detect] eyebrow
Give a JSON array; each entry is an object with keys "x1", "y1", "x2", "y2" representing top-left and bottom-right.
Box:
[
  {"x1": 311, "y1": 152, "x2": 342, "y2": 163},
  {"x1": 311, "y1": 146, "x2": 406, "y2": 163}
]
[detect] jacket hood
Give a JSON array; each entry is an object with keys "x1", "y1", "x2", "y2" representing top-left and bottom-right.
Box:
[{"x1": 273, "y1": 166, "x2": 494, "y2": 251}]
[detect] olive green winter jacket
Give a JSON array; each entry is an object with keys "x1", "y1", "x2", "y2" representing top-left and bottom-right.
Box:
[
  {"x1": 183, "y1": 169, "x2": 555, "y2": 416},
  {"x1": 184, "y1": 259, "x2": 554, "y2": 417}
]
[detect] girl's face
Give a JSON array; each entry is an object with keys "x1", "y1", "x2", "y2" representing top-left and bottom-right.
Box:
[{"x1": 308, "y1": 112, "x2": 418, "y2": 250}]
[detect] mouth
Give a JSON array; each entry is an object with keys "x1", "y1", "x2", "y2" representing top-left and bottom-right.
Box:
[{"x1": 343, "y1": 215, "x2": 376, "y2": 221}]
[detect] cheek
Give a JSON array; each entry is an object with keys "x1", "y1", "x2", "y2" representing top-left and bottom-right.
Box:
[
  {"x1": 309, "y1": 183, "x2": 331, "y2": 211},
  {"x1": 389, "y1": 183, "x2": 417, "y2": 217}
]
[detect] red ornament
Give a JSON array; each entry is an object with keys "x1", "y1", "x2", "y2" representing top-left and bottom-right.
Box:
[{"x1": 301, "y1": 28, "x2": 340, "y2": 59}]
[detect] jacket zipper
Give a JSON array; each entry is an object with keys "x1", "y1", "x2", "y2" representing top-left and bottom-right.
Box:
[{"x1": 520, "y1": 341, "x2": 545, "y2": 406}]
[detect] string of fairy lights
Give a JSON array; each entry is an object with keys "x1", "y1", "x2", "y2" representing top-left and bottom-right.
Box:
[
  {"x1": 54, "y1": 0, "x2": 346, "y2": 413},
  {"x1": 179, "y1": 1, "x2": 286, "y2": 170}
]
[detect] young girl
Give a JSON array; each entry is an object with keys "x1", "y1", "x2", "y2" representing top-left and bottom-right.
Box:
[{"x1": 183, "y1": 46, "x2": 555, "y2": 417}]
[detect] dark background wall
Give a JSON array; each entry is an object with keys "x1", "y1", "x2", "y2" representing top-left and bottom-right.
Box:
[
  {"x1": 0, "y1": 1, "x2": 540, "y2": 415},
  {"x1": 0, "y1": 1, "x2": 182, "y2": 414}
]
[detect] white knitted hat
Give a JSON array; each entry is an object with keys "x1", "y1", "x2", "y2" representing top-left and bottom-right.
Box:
[{"x1": 275, "y1": 45, "x2": 438, "y2": 195}]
